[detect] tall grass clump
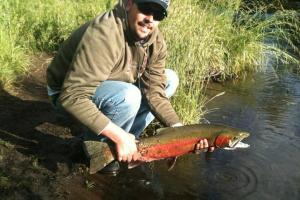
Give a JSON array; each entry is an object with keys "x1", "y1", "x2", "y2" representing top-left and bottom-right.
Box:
[
  {"x1": 161, "y1": 0, "x2": 300, "y2": 123},
  {"x1": 0, "y1": 0, "x2": 115, "y2": 86},
  {"x1": 232, "y1": 1, "x2": 300, "y2": 70},
  {"x1": 0, "y1": 26, "x2": 29, "y2": 86},
  {"x1": 0, "y1": 1, "x2": 29, "y2": 86},
  {"x1": 15, "y1": 0, "x2": 115, "y2": 51}
]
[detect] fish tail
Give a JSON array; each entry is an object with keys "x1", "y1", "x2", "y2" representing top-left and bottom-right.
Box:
[{"x1": 82, "y1": 140, "x2": 116, "y2": 174}]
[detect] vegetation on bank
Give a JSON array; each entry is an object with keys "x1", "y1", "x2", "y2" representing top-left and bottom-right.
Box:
[
  {"x1": 0, "y1": 0, "x2": 299, "y2": 123},
  {"x1": 0, "y1": 0, "x2": 114, "y2": 85},
  {"x1": 163, "y1": 0, "x2": 300, "y2": 122}
]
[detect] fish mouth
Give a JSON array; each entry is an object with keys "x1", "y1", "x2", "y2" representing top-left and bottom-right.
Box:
[{"x1": 226, "y1": 132, "x2": 250, "y2": 150}]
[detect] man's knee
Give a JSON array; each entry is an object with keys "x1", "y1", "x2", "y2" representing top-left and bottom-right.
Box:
[
  {"x1": 165, "y1": 69, "x2": 179, "y2": 98},
  {"x1": 93, "y1": 81, "x2": 142, "y2": 117},
  {"x1": 119, "y1": 84, "x2": 142, "y2": 112}
]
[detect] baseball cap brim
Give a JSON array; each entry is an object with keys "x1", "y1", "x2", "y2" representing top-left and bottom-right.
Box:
[{"x1": 135, "y1": 0, "x2": 169, "y2": 16}]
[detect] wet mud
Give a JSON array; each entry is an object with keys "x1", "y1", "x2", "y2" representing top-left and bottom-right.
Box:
[{"x1": 0, "y1": 54, "x2": 89, "y2": 199}]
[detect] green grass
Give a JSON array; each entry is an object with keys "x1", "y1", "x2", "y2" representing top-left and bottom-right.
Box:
[
  {"x1": 0, "y1": 0, "x2": 299, "y2": 122},
  {"x1": 0, "y1": 0, "x2": 115, "y2": 86},
  {"x1": 162, "y1": 0, "x2": 300, "y2": 123},
  {"x1": 0, "y1": 23, "x2": 29, "y2": 86}
]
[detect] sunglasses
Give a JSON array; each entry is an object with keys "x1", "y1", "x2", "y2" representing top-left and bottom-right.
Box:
[{"x1": 136, "y1": 3, "x2": 166, "y2": 21}]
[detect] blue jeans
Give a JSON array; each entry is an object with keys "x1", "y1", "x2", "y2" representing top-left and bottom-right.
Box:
[{"x1": 85, "y1": 69, "x2": 179, "y2": 141}]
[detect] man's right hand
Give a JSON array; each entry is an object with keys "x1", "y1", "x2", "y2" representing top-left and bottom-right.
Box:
[
  {"x1": 115, "y1": 132, "x2": 139, "y2": 162},
  {"x1": 100, "y1": 121, "x2": 140, "y2": 163}
]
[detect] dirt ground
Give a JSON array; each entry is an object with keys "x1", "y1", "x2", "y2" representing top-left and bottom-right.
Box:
[{"x1": 0, "y1": 53, "x2": 92, "y2": 199}]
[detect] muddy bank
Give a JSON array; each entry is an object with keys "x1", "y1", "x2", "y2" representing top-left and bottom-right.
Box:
[{"x1": 0, "y1": 54, "x2": 90, "y2": 199}]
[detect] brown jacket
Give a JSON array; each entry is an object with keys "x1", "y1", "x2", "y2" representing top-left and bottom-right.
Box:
[{"x1": 46, "y1": 3, "x2": 181, "y2": 134}]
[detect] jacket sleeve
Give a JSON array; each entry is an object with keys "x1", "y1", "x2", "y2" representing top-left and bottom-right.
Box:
[
  {"x1": 140, "y1": 38, "x2": 181, "y2": 126},
  {"x1": 58, "y1": 14, "x2": 122, "y2": 134}
]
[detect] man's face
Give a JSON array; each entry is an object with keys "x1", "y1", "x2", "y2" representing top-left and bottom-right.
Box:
[{"x1": 126, "y1": 0, "x2": 165, "y2": 40}]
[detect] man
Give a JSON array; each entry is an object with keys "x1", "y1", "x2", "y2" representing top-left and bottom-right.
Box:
[{"x1": 47, "y1": 0, "x2": 213, "y2": 175}]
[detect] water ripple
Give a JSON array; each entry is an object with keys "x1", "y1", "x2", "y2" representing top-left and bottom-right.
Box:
[{"x1": 201, "y1": 163, "x2": 258, "y2": 199}]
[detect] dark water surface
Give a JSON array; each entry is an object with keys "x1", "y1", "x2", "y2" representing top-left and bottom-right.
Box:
[{"x1": 200, "y1": 67, "x2": 300, "y2": 199}]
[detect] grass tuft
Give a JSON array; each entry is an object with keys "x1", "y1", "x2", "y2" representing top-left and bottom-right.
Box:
[
  {"x1": 0, "y1": 0, "x2": 115, "y2": 85},
  {"x1": 162, "y1": 0, "x2": 300, "y2": 123}
]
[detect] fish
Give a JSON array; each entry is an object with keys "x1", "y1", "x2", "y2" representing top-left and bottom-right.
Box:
[{"x1": 84, "y1": 124, "x2": 250, "y2": 174}]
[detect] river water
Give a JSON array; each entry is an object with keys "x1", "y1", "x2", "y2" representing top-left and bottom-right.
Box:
[{"x1": 195, "y1": 64, "x2": 300, "y2": 199}]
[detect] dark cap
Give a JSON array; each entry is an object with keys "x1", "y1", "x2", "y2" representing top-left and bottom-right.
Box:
[{"x1": 135, "y1": 0, "x2": 170, "y2": 13}]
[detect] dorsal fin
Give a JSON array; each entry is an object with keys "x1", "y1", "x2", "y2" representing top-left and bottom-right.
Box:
[{"x1": 156, "y1": 127, "x2": 167, "y2": 134}]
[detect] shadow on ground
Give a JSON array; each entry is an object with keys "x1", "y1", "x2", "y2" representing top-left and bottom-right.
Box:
[{"x1": 0, "y1": 56, "x2": 88, "y2": 198}]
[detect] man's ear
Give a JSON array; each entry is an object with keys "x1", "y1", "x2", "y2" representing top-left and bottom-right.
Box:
[{"x1": 125, "y1": 0, "x2": 134, "y2": 11}]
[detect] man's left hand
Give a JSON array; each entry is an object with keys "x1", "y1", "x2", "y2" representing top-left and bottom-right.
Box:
[{"x1": 194, "y1": 139, "x2": 215, "y2": 154}]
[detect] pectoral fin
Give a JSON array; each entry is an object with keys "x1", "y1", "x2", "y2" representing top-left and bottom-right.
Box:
[
  {"x1": 156, "y1": 127, "x2": 168, "y2": 134},
  {"x1": 167, "y1": 157, "x2": 178, "y2": 171}
]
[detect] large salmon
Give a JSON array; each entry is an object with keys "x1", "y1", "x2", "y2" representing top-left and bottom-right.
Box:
[{"x1": 84, "y1": 124, "x2": 250, "y2": 174}]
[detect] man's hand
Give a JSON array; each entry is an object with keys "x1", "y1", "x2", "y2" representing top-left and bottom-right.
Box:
[
  {"x1": 115, "y1": 132, "x2": 140, "y2": 162},
  {"x1": 194, "y1": 139, "x2": 215, "y2": 154},
  {"x1": 100, "y1": 121, "x2": 140, "y2": 162}
]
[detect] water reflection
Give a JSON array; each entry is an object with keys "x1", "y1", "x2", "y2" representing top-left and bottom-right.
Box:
[{"x1": 202, "y1": 65, "x2": 300, "y2": 199}]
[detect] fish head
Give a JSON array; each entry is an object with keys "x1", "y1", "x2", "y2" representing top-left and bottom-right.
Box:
[{"x1": 214, "y1": 130, "x2": 250, "y2": 149}]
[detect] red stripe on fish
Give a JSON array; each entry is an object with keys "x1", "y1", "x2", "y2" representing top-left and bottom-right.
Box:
[{"x1": 138, "y1": 137, "x2": 205, "y2": 161}]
